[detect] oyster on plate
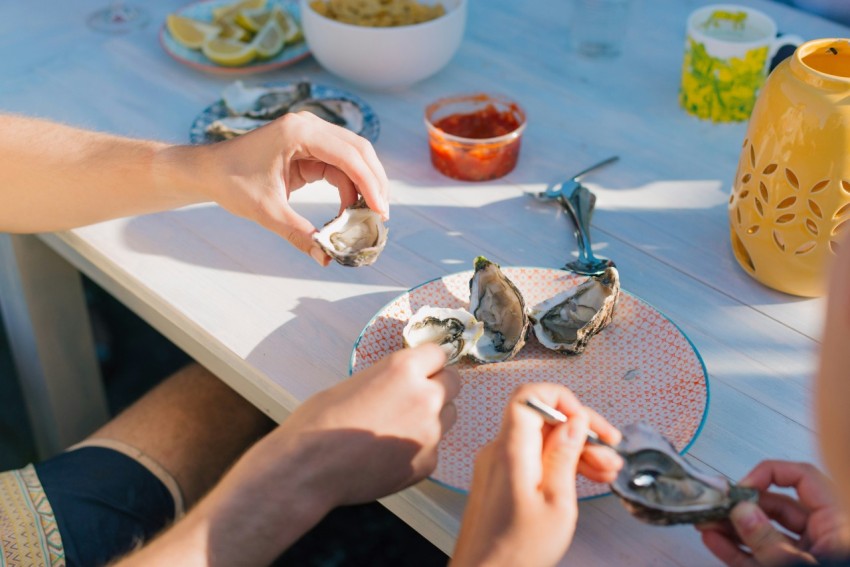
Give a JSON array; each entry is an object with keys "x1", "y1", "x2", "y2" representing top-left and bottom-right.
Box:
[
  {"x1": 312, "y1": 198, "x2": 388, "y2": 267},
  {"x1": 402, "y1": 307, "x2": 484, "y2": 365},
  {"x1": 529, "y1": 266, "x2": 620, "y2": 354},
  {"x1": 610, "y1": 423, "x2": 758, "y2": 526},
  {"x1": 207, "y1": 80, "x2": 367, "y2": 142},
  {"x1": 205, "y1": 116, "x2": 270, "y2": 140},
  {"x1": 222, "y1": 80, "x2": 312, "y2": 119},
  {"x1": 467, "y1": 256, "x2": 529, "y2": 363}
]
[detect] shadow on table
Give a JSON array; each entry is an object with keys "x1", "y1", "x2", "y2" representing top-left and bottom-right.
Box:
[{"x1": 121, "y1": 184, "x2": 809, "y2": 312}]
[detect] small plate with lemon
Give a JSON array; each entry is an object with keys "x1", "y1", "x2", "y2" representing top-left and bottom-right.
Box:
[{"x1": 160, "y1": 0, "x2": 309, "y2": 74}]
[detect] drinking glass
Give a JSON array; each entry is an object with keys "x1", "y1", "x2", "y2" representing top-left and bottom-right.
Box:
[{"x1": 87, "y1": 2, "x2": 149, "y2": 34}]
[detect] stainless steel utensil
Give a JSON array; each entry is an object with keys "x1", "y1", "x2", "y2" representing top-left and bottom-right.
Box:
[
  {"x1": 521, "y1": 396, "x2": 624, "y2": 455},
  {"x1": 559, "y1": 185, "x2": 615, "y2": 276},
  {"x1": 535, "y1": 156, "x2": 619, "y2": 201},
  {"x1": 533, "y1": 157, "x2": 618, "y2": 276}
]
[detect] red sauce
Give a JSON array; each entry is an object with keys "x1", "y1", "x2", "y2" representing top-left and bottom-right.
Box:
[
  {"x1": 427, "y1": 98, "x2": 525, "y2": 182},
  {"x1": 433, "y1": 104, "x2": 521, "y2": 139}
]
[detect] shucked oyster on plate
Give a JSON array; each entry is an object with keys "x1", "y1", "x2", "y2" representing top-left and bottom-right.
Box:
[
  {"x1": 205, "y1": 80, "x2": 366, "y2": 141},
  {"x1": 312, "y1": 198, "x2": 388, "y2": 267},
  {"x1": 402, "y1": 307, "x2": 484, "y2": 365},
  {"x1": 467, "y1": 256, "x2": 529, "y2": 363},
  {"x1": 529, "y1": 266, "x2": 620, "y2": 354},
  {"x1": 610, "y1": 423, "x2": 758, "y2": 526}
]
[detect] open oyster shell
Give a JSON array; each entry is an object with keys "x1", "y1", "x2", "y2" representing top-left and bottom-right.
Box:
[
  {"x1": 467, "y1": 256, "x2": 529, "y2": 363},
  {"x1": 312, "y1": 198, "x2": 388, "y2": 267},
  {"x1": 222, "y1": 80, "x2": 312, "y2": 119},
  {"x1": 529, "y1": 267, "x2": 620, "y2": 354},
  {"x1": 402, "y1": 307, "x2": 484, "y2": 365},
  {"x1": 610, "y1": 423, "x2": 758, "y2": 525}
]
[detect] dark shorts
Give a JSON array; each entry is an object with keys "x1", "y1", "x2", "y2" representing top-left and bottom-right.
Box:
[{"x1": 35, "y1": 443, "x2": 181, "y2": 567}]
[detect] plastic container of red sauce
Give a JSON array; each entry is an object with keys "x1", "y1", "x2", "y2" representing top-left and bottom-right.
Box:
[{"x1": 425, "y1": 93, "x2": 527, "y2": 181}]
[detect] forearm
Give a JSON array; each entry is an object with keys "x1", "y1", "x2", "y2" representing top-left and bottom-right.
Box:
[
  {"x1": 0, "y1": 115, "x2": 211, "y2": 233},
  {"x1": 116, "y1": 435, "x2": 333, "y2": 566}
]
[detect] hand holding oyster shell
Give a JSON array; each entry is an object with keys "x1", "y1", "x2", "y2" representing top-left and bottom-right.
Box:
[{"x1": 202, "y1": 110, "x2": 388, "y2": 265}]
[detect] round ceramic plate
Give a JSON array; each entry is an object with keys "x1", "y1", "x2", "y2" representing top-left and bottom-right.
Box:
[
  {"x1": 350, "y1": 267, "x2": 709, "y2": 498},
  {"x1": 189, "y1": 82, "x2": 380, "y2": 143},
  {"x1": 159, "y1": 0, "x2": 310, "y2": 75}
]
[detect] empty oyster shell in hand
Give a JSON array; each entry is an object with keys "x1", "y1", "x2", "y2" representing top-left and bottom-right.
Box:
[
  {"x1": 529, "y1": 266, "x2": 620, "y2": 354},
  {"x1": 402, "y1": 307, "x2": 484, "y2": 365},
  {"x1": 610, "y1": 423, "x2": 758, "y2": 525},
  {"x1": 312, "y1": 198, "x2": 388, "y2": 267},
  {"x1": 467, "y1": 256, "x2": 529, "y2": 363}
]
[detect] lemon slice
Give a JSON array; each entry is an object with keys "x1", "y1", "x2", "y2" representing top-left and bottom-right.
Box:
[
  {"x1": 253, "y1": 18, "x2": 285, "y2": 58},
  {"x1": 167, "y1": 14, "x2": 221, "y2": 49},
  {"x1": 202, "y1": 37, "x2": 258, "y2": 66},
  {"x1": 212, "y1": 0, "x2": 267, "y2": 22}
]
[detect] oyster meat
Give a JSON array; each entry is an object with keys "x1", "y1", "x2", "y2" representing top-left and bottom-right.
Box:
[
  {"x1": 402, "y1": 307, "x2": 484, "y2": 365},
  {"x1": 467, "y1": 256, "x2": 529, "y2": 363},
  {"x1": 529, "y1": 266, "x2": 620, "y2": 354},
  {"x1": 610, "y1": 423, "x2": 758, "y2": 525},
  {"x1": 312, "y1": 198, "x2": 388, "y2": 267}
]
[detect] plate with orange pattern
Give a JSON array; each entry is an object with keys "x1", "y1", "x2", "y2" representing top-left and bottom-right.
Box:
[{"x1": 349, "y1": 267, "x2": 709, "y2": 498}]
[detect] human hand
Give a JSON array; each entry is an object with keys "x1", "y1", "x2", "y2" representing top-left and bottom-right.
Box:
[
  {"x1": 205, "y1": 111, "x2": 389, "y2": 265},
  {"x1": 117, "y1": 344, "x2": 458, "y2": 567},
  {"x1": 269, "y1": 343, "x2": 461, "y2": 507},
  {"x1": 450, "y1": 383, "x2": 623, "y2": 567},
  {"x1": 698, "y1": 460, "x2": 850, "y2": 566}
]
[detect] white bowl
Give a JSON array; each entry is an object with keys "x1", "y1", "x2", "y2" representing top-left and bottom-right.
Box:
[{"x1": 299, "y1": 0, "x2": 466, "y2": 90}]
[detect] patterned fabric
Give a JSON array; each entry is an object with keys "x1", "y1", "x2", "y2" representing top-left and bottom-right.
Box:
[{"x1": 0, "y1": 465, "x2": 65, "y2": 567}]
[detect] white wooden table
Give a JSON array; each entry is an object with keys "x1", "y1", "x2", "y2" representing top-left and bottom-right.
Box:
[{"x1": 1, "y1": 1, "x2": 846, "y2": 564}]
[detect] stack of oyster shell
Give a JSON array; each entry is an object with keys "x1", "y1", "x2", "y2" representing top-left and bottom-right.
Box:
[
  {"x1": 206, "y1": 80, "x2": 365, "y2": 141},
  {"x1": 403, "y1": 256, "x2": 620, "y2": 363}
]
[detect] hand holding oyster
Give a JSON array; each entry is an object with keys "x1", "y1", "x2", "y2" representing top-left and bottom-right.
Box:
[
  {"x1": 610, "y1": 423, "x2": 758, "y2": 525},
  {"x1": 522, "y1": 399, "x2": 757, "y2": 526},
  {"x1": 312, "y1": 198, "x2": 388, "y2": 267}
]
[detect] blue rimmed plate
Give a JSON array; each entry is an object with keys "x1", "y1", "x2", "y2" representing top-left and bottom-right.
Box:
[
  {"x1": 160, "y1": 0, "x2": 310, "y2": 75},
  {"x1": 189, "y1": 82, "x2": 381, "y2": 144},
  {"x1": 350, "y1": 267, "x2": 709, "y2": 497}
]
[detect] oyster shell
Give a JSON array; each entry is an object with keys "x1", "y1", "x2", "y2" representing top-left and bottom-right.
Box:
[
  {"x1": 529, "y1": 266, "x2": 620, "y2": 354},
  {"x1": 610, "y1": 423, "x2": 758, "y2": 525},
  {"x1": 402, "y1": 306, "x2": 484, "y2": 365},
  {"x1": 289, "y1": 98, "x2": 364, "y2": 133},
  {"x1": 222, "y1": 80, "x2": 311, "y2": 119},
  {"x1": 467, "y1": 256, "x2": 529, "y2": 363},
  {"x1": 205, "y1": 116, "x2": 270, "y2": 141},
  {"x1": 312, "y1": 198, "x2": 388, "y2": 267}
]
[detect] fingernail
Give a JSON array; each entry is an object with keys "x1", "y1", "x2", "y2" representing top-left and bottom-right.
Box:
[
  {"x1": 310, "y1": 247, "x2": 328, "y2": 266},
  {"x1": 734, "y1": 501, "x2": 766, "y2": 530}
]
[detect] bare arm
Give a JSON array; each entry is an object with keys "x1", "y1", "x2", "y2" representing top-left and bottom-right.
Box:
[
  {"x1": 0, "y1": 115, "x2": 206, "y2": 232},
  {"x1": 0, "y1": 113, "x2": 389, "y2": 263},
  {"x1": 116, "y1": 345, "x2": 460, "y2": 566}
]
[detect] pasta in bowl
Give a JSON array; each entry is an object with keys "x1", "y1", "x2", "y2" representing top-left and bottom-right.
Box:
[{"x1": 299, "y1": 0, "x2": 466, "y2": 90}]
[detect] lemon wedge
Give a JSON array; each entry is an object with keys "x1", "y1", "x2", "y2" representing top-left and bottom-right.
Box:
[
  {"x1": 271, "y1": 6, "x2": 304, "y2": 44},
  {"x1": 253, "y1": 18, "x2": 285, "y2": 58},
  {"x1": 202, "y1": 37, "x2": 258, "y2": 66},
  {"x1": 234, "y1": 8, "x2": 270, "y2": 32},
  {"x1": 212, "y1": 0, "x2": 267, "y2": 22},
  {"x1": 167, "y1": 14, "x2": 221, "y2": 49},
  {"x1": 218, "y1": 17, "x2": 252, "y2": 41}
]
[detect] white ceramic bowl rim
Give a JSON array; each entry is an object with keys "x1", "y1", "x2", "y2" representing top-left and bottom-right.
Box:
[{"x1": 303, "y1": 0, "x2": 465, "y2": 32}]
